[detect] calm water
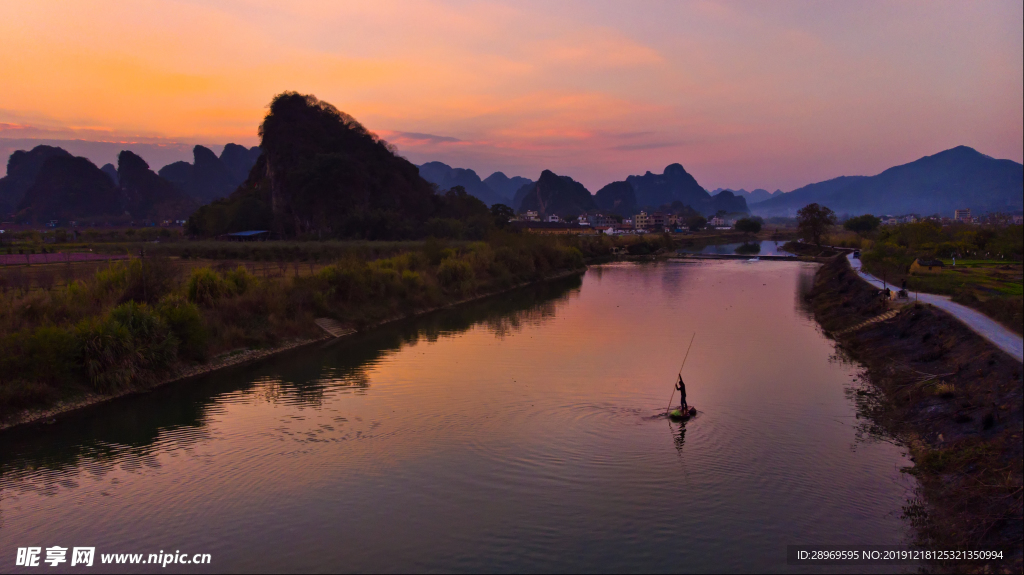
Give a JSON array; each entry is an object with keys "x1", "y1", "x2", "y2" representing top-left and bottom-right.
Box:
[
  {"x1": 0, "y1": 262, "x2": 914, "y2": 573},
  {"x1": 678, "y1": 240, "x2": 793, "y2": 256}
]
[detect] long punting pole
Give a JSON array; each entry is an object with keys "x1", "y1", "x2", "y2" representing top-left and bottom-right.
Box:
[{"x1": 666, "y1": 333, "x2": 697, "y2": 413}]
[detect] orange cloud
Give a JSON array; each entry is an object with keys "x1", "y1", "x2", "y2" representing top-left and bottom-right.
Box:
[{"x1": 0, "y1": 0, "x2": 1019, "y2": 190}]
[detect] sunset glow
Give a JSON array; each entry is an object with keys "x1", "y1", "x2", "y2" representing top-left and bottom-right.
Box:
[{"x1": 2, "y1": 0, "x2": 1021, "y2": 190}]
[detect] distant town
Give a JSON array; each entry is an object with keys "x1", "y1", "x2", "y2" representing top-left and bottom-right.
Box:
[{"x1": 504, "y1": 207, "x2": 1023, "y2": 236}]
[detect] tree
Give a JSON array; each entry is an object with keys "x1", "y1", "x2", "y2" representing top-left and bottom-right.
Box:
[
  {"x1": 490, "y1": 203, "x2": 514, "y2": 228},
  {"x1": 686, "y1": 216, "x2": 707, "y2": 232},
  {"x1": 734, "y1": 217, "x2": 762, "y2": 234},
  {"x1": 843, "y1": 214, "x2": 881, "y2": 235},
  {"x1": 796, "y1": 203, "x2": 837, "y2": 246}
]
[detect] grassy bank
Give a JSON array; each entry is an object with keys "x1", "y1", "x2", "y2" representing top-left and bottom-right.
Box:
[
  {"x1": 861, "y1": 257, "x2": 1023, "y2": 335},
  {"x1": 856, "y1": 222, "x2": 1023, "y2": 335},
  {"x1": 0, "y1": 232, "x2": 628, "y2": 425},
  {"x1": 808, "y1": 255, "x2": 1022, "y2": 572}
]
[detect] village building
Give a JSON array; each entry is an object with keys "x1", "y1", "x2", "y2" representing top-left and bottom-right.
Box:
[{"x1": 577, "y1": 213, "x2": 619, "y2": 227}]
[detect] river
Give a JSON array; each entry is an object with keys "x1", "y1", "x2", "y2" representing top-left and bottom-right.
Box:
[{"x1": 0, "y1": 261, "x2": 914, "y2": 573}]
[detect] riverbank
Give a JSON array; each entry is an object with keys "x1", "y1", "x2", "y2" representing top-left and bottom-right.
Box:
[
  {"x1": 807, "y1": 255, "x2": 1022, "y2": 573},
  {"x1": 0, "y1": 265, "x2": 585, "y2": 431},
  {"x1": 0, "y1": 233, "x2": 601, "y2": 427}
]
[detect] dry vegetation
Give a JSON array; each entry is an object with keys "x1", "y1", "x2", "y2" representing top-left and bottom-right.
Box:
[{"x1": 1, "y1": 232, "x2": 667, "y2": 422}]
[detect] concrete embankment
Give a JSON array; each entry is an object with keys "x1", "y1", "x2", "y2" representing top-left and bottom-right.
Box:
[{"x1": 807, "y1": 255, "x2": 1022, "y2": 573}]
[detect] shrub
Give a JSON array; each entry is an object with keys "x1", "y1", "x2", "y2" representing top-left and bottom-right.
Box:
[
  {"x1": 78, "y1": 302, "x2": 177, "y2": 392},
  {"x1": 425, "y1": 218, "x2": 466, "y2": 239},
  {"x1": 317, "y1": 261, "x2": 368, "y2": 302},
  {"x1": 437, "y1": 257, "x2": 475, "y2": 293},
  {"x1": 0, "y1": 326, "x2": 81, "y2": 387},
  {"x1": 223, "y1": 265, "x2": 256, "y2": 295},
  {"x1": 187, "y1": 267, "x2": 233, "y2": 305},
  {"x1": 559, "y1": 246, "x2": 585, "y2": 269},
  {"x1": 367, "y1": 264, "x2": 402, "y2": 297},
  {"x1": 735, "y1": 218, "x2": 762, "y2": 234},
  {"x1": 401, "y1": 270, "x2": 424, "y2": 292},
  {"x1": 494, "y1": 246, "x2": 535, "y2": 278},
  {"x1": 93, "y1": 262, "x2": 129, "y2": 297},
  {"x1": 120, "y1": 257, "x2": 180, "y2": 304},
  {"x1": 157, "y1": 296, "x2": 208, "y2": 361}
]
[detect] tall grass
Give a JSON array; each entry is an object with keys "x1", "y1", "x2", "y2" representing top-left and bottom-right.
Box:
[{"x1": 0, "y1": 232, "x2": 601, "y2": 418}]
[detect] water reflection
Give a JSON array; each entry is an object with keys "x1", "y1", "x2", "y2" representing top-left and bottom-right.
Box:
[
  {"x1": 672, "y1": 420, "x2": 688, "y2": 452},
  {"x1": 0, "y1": 263, "x2": 914, "y2": 573},
  {"x1": 677, "y1": 240, "x2": 793, "y2": 256},
  {"x1": 0, "y1": 274, "x2": 583, "y2": 479}
]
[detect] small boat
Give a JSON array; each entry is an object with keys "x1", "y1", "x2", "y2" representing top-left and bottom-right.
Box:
[
  {"x1": 747, "y1": 257, "x2": 760, "y2": 262},
  {"x1": 668, "y1": 406, "x2": 697, "y2": 420}
]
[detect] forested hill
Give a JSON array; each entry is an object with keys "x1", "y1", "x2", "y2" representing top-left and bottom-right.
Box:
[
  {"x1": 752, "y1": 146, "x2": 1024, "y2": 217},
  {"x1": 187, "y1": 92, "x2": 495, "y2": 239}
]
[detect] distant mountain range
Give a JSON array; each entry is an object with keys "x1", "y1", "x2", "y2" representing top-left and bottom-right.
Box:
[
  {"x1": 421, "y1": 161, "x2": 749, "y2": 217},
  {"x1": 0, "y1": 141, "x2": 258, "y2": 224},
  {"x1": 159, "y1": 144, "x2": 261, "y2": 204},
  {"x1": 5, "y1": 133, "x2": 1017, "y2": 228},
  {"x1": 423, "y1": 145, "x2": 1022, "y2": 221},
  {"x1": 752, "y1": 146, "x2": 1023, "y2": 217},
  {"x1": 711, "y1": 188, "x2": 783, "y2": 204},
  {"x1": 417, "y1": 162, "x2": 532, "y2": 207},
  {"x1": 6, "y1": 147, "x2": 198, "y2": 224}
]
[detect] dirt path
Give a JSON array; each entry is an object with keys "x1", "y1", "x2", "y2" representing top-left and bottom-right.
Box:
[{"x1": 847, "y1": 253, "x2": 1023, "y2": 362}]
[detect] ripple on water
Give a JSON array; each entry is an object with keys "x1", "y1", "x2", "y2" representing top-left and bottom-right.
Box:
[{"x1": 0, "y1": 262, "x2": 914, "y2": 573}]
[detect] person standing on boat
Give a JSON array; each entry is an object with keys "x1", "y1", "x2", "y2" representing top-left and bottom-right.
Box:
[{"x1": 676, "y1": 375, "x2": 687, "y2": 411}]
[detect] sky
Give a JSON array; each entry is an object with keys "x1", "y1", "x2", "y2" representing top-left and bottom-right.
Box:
[{"x1": 1, "y1": 0, "x2": 1021, "y2": 192}]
